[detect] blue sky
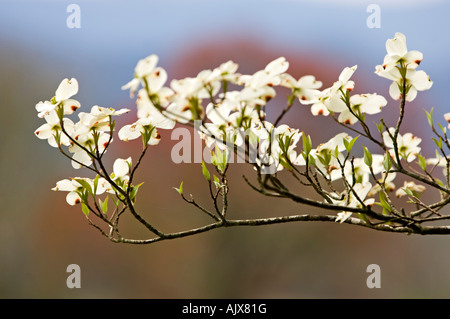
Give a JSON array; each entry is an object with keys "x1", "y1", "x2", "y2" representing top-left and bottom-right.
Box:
[{"x1": 1, "y1": 0, "x2": 449, "y2": 112}]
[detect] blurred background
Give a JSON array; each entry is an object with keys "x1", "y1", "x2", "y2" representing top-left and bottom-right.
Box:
[{"x1": 1, "y1": 0, "x2": 450, "y2": 298}]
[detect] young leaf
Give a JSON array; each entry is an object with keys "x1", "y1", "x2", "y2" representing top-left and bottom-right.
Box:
[
  {"x1": 81, "y1": 203, "x2": 90, "y2": 217},
  {"x1": 302, "y1": 133, "x2": 312, "y2": 156},
  {"x1": 377, "y1": 191, "x2": 392, "y2": 212},
  {"x1": 363, "y1": 146, "x2": 373, "y2": 167},
  {"x1": 343, "y1": 138, "x2": 349, "y2": 151},
  {"x1": 437, "y1": 122, "x2": 447, "y2": 135},
  {"x1": 417, "y1": 154, "x2": 427, "y2": 172},
  {"x1": 317, "y1": 154, "x2": 328, "y2": 166},
  {"x1": 202, "y1": 161, "x2": 211, "y2": 181},
  {"x1": 376, "y1": 121, "x2": 384, "y2": 134},
  {"x1": 212, "y1": 147, "x2": 227, "y2": 173},
  {"x1": 383, "y1": 153, "x2": 391, "y2": 172},
  {"x1": 213, "y1": 175, "x2": 221, "y2": 189},
  {"x1": 402, "y1": 188, "x2": 414, "y2": 197},
  {"x1": 93, "y1": 174, "x2": 100, "y2": 195},
  {"x1": 99, "y1": 196, "x2": 109, "y2": 214},
  {"x1": 308, "y1": 153, "x2": 316, "y2": 166},
  {"x1": 333, "y1": 145, "x2": 340, "y2": 159},
  {"x1": 74, "y1": 178, "x2": 93, "y2": 196},
  {"x1": 432, "y1": 137, "x2": 443, "y2": 149},
  {"x1": 130, "y1": 182, "x2": 144, "y2": 202},
  {"x1": 345, "y1": 136, "x2": 359, "y2": 153},
  {"x1": 112, "y1": 197, "x2": 120, "y2": 208},
  {"x1": 173, "y1": 181, "x2": 184, "y2": 195},
  {"x1": 425, "y1": 108, "x2": 433, "y2": 127}
]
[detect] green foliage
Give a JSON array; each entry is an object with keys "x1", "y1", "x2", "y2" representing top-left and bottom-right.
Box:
[
  {"x1": 202, "y1": 161, "x2": 210, "y2": 181},
  {"x1": 173, "y1": 181, "x2": 184, "y2": 195}
]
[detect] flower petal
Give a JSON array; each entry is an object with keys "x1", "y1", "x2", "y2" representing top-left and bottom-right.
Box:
[
  {"x1": 409, "y1": 70, "x2": 433, "y2": 91},
  {"x1": 66, "y1": 191, "x2": 82, "y2": 205},
  {"x1": 135, "y1": 54, "x2": 158, "y2": 78},
  {"x1": 55, "y1": 78, "x2": 78, "y2": 101},
  {"x1": 113, "y1": 158, "x2": 131, "y2": 178},
  {"x1": 386, "y1": 32, "x2": 407, "y2": 57}
]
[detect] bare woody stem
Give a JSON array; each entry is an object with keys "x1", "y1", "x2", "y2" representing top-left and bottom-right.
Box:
[{"x1": 93, "y1": 213, "x2": 450, "y2": 245}]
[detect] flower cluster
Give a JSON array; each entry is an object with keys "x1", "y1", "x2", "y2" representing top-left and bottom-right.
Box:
[
  {"x1": 34, "y1": 32, "x2": 449, "y2": 232},
  {"x1": 34, "y1": 80, "x2": 130, "y2": 169},
  {"x1": 375, "y1": 32, "x2": 433, "y2": 101}
]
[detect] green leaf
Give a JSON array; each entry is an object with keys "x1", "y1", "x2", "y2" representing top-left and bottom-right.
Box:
[
  {"x1": 93, "y1": 175, "x2": 100, "y2": 195},
  {"x1": 53, "y1": 131, "x2": 61, "y2": 146},
  {"x1": 317, "y1": 154, "x2": 327, "y2": 166},
  {"x1": 81, "y1": 203, "x2": 90, "y2": 217},
  {"x1": 383, "y1": 153, "x2": 391, "y2": 172},
  {"x1": 213, "y1": 175, "x2": 221, "y2": 189},
  {"x1": 77, "y1": 190, "x2": 89, "y2": 203},
  {"x1": 363, "y1": 146, "x2": 373, "y2": 167},
  {"x1": 357, "y1": 213, "x2": 369, "y2": 224},
  {"x1": 437, "y1": 122, "x2": 447, "y2": 135},
  {"x1": 99, "y1": 196, "x2": 109, "y2": 214},
  {"x1": 343, "y1": 138, "x2": 349, "y2": 151},
  {"x1": 432, "y1": 137, "x2": 443, "y2": 149},
  {"x1": 377, "y1": 192, "x2": 391, "y2": 212},
  {"x1": 56, "y1": 104, "x2": 64, "y2": 120},
  {"x1": 417, "y1": 154, "x2": 427, "y2": 171},
  {"x1": 333, "y1": 146, "x2": 340, "y2": 159},
  {"x1": 279, "y1": 156, "x2": 293, "y2": 171},
  {"x1": 202, "y1": 161, "x2": 210, "y2": 181},
  {"x1": 74, "y1": 178, "x2": 93, "y2": 196},
  {"x1": 425, "y1": 108, "x2": 433, "y2": 127},
  {"x1": 402, "y1": 188, "x2": 414, "y2": 197},
  {"x1": 141, "y1": 126, "x2": 155, "y2": 146},
  {"x1": 302, "y1": 133, "x2": 312, "y2": 156},
  {"x1": 130, "y1": 182, "x2": 144, "y2": 202},
  {"x1": 110, "y1": 119, "x2": 116, "y2": 135},
  {"x1": 173, "y1": 181, "x2": 184, "y2": 195},
  {"x1": 376, "y1": 122, "x2": 384, "y2": 134},
  {"x1": 345, "y1": 136, "x2": 359, "y2": 153},
  {"x1": 112, "y1": 197, "x2": 120, "y2": 207},
  {"x1": 308, "y1": 153, "x2": 316, "y2": 166},
  {"x1": 211, "y1": 147, "x2": 227, "y2": 173}
]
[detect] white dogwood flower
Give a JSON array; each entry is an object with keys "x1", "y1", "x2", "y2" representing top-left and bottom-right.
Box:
[
  {"x1": 240, "y1": 57, "x2": 289, "y2": 87},
  {"x1": 333, "y1": 182, "x2": 374, "y2": 223},
  {"x1": 329, "y1": 65, "x2": 357, "y2": 96},
  {"x1": 122, "y1": 54, "x2": 160, "y2": 97},
  {"x1": 34, "y1": 110, "x2": 75, "y2": 147},
  {"x1": 36, "y1": 78, "x2": 80, "y2": 118},
  {"x1": 68, "y1": 130, "x2": 111, "y2": 169},
  {"x1": 308, "y1": 66, "x2": 357, "y2": 116},
  {"x1": 136, "y1": 89, "x2": 175, "y2": 128},
  {"x1": 52, "y1": 177, "x2": 107, "y2": 205},
  {"x1": 118, "y1": 118, "x2": 162, "y2": 145},
  {"x1": 280, "y1": 74, "x2": 322, "y2": 104},
  {"x1": 327, "y1": 93, "x2": 387, "y2": 125},
  {"x1": 295, "y1": 132, "x2": 351, "y2": 180},
  {"x1": 379, "y1": 32, "x2": 423, "y2": 72},
  {"x1": 395, "y1": 181, "x2": 426, "y2": 198},
  {"x1": 383, "y1": 128, "x2": 422, "y2": 162},
  {"x1": 77, "y1": 105, "x2": 130, "y2": 133},
  {"x1": 112, "y1": 157, "x2": 132, "y2": 183},
  {"x1": 375, "y1": 67, "x2": 432, "y2": 101},
  {"x1": 444, "y1": 113, "x2": 450, "y2": 129},
  {"x1": 368, "y1": 172, "x2": 397, "y2": 197}
]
